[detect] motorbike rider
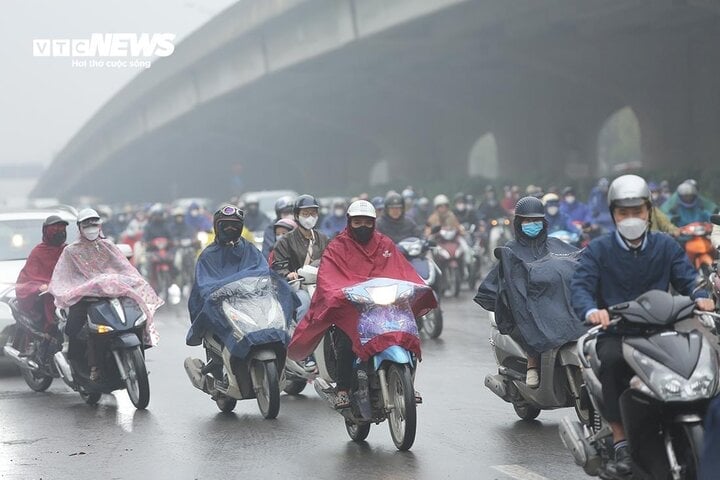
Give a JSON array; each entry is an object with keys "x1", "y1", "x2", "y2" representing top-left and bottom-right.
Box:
[
  {"x1": 376, "y1": 192, "x2": 423, "y2": 243},
  {"x1": 49, "y1": 208, "x2": 162, "y2": 381},
  {"x1": 287, "y1": 200, "x2": 437, "y2": 408},
  {"x1": 559, "y1": 187, "x2": 591, "y2": 225},
  {"x1": 453, "y1": 193, "x2": 480, "y2": 229},
  {"x1": 475, "y1": 196, "x2": 578, "y2": 388},
  {"x1": 425, "y1": 194, "x2": 463, "y2": 236},
  {"x1": 261, "y1": 195, "x2": 295, "y2": 259},
  {"x1": 14, "y1": 215, "x2": 68, "y2": 337},
  {"x1": 319, "y1": 199, "x2": 348, "y2": 240},
  {"x1": 241, "y1": 194, "x2": 272, "y2": 232},
  {"x1": 271, "y1": 195, "x2": 330, "y2": 322},
  {"x1": 661, "y1": 179, "x2": 717, "y2": 216},
  {"x1": 542, "y1": 193, "x2": 573, "y2": 234},
  {"x1": 267, "y1": 218, "x2": 297, "y2": 264},
  {"x1": 662, "y1": 181, "x2": 711, "y2": 228},
  {"x1": 477, "y1": 186, "x2": 506, "y2": 222},
  {"x1": 570, "y1": 174, "x2": 714, "y2": 477},
  {"x1": 168, "y1": 207, "x2": 195, "y2": 242},
  {"x1": 143, "y1": 204, "x2": 172, "y2": 243},
  {"x1": 588, "y1": 177, "x2": 615, "y2": 233},
  {"x1": 185, "y1": 202, "x2": 213, "y2": 234}
]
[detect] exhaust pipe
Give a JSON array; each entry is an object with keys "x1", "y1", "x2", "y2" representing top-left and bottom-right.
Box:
[
  {"x1": 484, "y1": 373, "x2": 508, "y2": 400},
  {"x1": 3, "y1": 345, "x2": 37, "y2": 370},
  {"x1": 184, "y1": 357, "x2": 208, "y2": 392},
  {"x1": 559, "y1": 417, "x2": 591, "y2": 468},
  {"x1": 53, "y1": 351, "x2": 75, "y2": 388}
]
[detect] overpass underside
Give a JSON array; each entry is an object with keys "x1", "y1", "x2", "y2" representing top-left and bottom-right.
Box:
[{"x1": 38, "y1": 1, "x2": 720, "y2": 202}]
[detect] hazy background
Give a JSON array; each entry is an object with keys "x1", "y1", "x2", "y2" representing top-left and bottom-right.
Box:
[{"x1": 0, "y1": 0, "x2": 236, "y2": 171}]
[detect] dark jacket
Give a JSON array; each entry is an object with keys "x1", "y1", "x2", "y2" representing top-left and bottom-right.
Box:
[
  {"x1": 271, "y1": 228, "x2": 329, "y2": 277},
  {"x1": 376, "y1": 215, "x2": 422, "y2": 244},
  {"x1": 570, "y1": 231, "x2": 707, "y2": 321}
]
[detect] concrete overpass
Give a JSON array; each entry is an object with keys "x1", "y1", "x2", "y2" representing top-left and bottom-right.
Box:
[{"x1": 33, "y1": 0, "x2": 720, "y2": 202}]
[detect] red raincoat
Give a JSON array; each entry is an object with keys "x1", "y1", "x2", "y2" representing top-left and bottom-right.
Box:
[
  {"x1": 288, "y1": 228, "x2": 437, "y2": 361},
  {"x1": 15, "y1": 234, "x2": 65, "y2": 330}
]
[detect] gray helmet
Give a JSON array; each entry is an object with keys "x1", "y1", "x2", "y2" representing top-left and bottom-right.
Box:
[
  {"x1": 676, "y1": 181, "x2": 697, "y2": 197},
  {"x1": 607, "y1": 175, "x2": 650, "y2": 209}
]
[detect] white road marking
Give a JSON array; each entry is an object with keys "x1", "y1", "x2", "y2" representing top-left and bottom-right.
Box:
[{"x1": 491, "y1": 465, "x2": 550, "y2": 480}]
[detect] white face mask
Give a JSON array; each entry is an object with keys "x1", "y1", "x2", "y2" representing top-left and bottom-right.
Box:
[
  {"x1": 81, "y1": 226, "x2": 101, "y2": 241},
  {"x1": 298, "y1": 215, "x2": 318, "y2": 230},
  {"x1": 565, "y1": 196, "x2": 576, "y2": 205},
  {"x1": 333, "y1": 208, "x2": 345, "y2": 217},
  {"x1": 546, "y1": 206, "x2": 559, "y2": 216},
  {"x1": 616, "y1": 217, "x2": 647, "y2": 241}
]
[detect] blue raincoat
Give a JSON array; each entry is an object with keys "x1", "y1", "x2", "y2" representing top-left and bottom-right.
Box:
[{"x1": 187, "y1": 238, "x2": 295, "y2": 358}]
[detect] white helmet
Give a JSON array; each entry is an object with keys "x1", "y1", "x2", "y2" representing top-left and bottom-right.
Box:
[
  {"x1": 607, "y1": 174, "x2": 651, "y2": 209},
  {"x1": 76, "y1": 208, "x2": 101, "y2": 224},
  {"x1": 347, "y1": 200, "x2": 376, "y2": 218},
  {"x1": 433, "y1": 194, "x2": 450, "y2": 207}
]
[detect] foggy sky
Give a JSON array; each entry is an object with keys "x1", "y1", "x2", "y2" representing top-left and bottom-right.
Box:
[{"x1": 0, "y1": 0, "x2": 237, "y2": 167}]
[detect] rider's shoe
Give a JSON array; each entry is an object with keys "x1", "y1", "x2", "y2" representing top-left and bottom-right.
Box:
[
  {"x1": 334, "y1": 390, "x2": 351, "y2": 409},
  {"x1": 526, "y1": 368, "x2": 540, "y2": 388},
  {"x1": 606, "y1": 444, "x2": 632, "y2": 478}
]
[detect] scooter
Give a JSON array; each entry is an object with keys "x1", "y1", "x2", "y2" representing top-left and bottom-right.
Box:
[
  {"x1": 146, "y1": 237, "x2": 175, "y2": 301},
  {"x1": 312, "y1": 277, "x2": 428, "y2": 451},
  {"x1": 53, "y1": 296, "x2": 151, "y2": 409},
  {"x1": 184, "y1": 275, "x2": 288, "y2": 418},
  {"x1": 397, "y1": 237, "x2": 443, "y2": 338},
  {"x1": 679, "y1": 222, "x2": 716, "y2": 278},
  {"x1": 559, "y1": 290, "x2": 720, "y2": 479},
  {"x1": 484, "y1": 311, "x2": 589, "y2": 423},
  {"x1": 1, "y1": 287, "x2": 62, "y2": 392},
  {"x1": 434, "y1": 228, "x2": 466, "y2": 298}
]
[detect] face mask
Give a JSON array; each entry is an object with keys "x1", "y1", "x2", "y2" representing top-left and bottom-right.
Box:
[
  {"x1": 565, "y1": 196, "x2": 576, "y2": 205},
  {"x1": 351, "y1": 226, "x2": 374, "y2": 244},
  {"x1": 616, "y1": 217, "x2": 647, "y2": 241},
  {"x1": 333, "y1": 208, "x2": 345, "y2": 217},
  {"x1": 190, "y1": 209, "x2": 199, "y2": 217},
  {"x1": 275, "y1": 234, "x2": 286, "y2": 242},
  {"x1": 81, "y1": 226, "x2": 100, "y2": 241},
  {"x1": 651, "y1": 193, "x2": 659, "y2": 202},
  {"x1": 455, "y1": 203, "x2": 465, "y2": 212},
  {"x1": 521, "y1": 222, "x2": 543, "y2": 238},
  {"x1": 298, "y1": 215, "x2": 318, "y2": 230},
  {"x1": 546, "y1": 206, "x2": 559, "y2": 216},
  {"x1": 50, "y1": 231, "x2": 67, "y2": 246},
  {"x1": 218, "y1": 226, "x2": 242, "y2": 244}
]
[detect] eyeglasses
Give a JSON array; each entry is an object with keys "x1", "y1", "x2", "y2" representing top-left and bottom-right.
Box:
[
  {"x1": 297, "y1": 208, "x2": 319, "y2": 217},
  {"x1": 79, "y1": 218, "x2": 101, "y2": 228}
]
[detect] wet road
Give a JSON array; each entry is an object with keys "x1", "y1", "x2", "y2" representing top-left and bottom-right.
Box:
[{"x1": 0, "y1": 291, "x2": 580, "y2": 480}]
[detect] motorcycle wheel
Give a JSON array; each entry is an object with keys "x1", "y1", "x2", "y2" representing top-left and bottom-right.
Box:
[
  {"x1": 215, "y1": 395, "x2": 237, "y2": 413},
  {"x1": 387, "y1": 363, "x2": 417, "y2": 451},
  {"x1": 122, "y1": 346, "x2": 150, "y2": 409},
  {"x1": 157, "y1": 270, "x2": 170, "y2": 301},
  {"x1": 22, "y1": 368, "x2": 53, "y2": 392},
  {"x1": 283, "y1": 379, "x2": 307, "y2": 396},
  {"x1": 422, "y1": 309, "x2": 443, "y2": 339},
  {"x1": 346, "y1": 420, "x2": 371, "y2": 442},
  {"x1": 672, "y1": 422, "x2": 704, "y2": 479},
  {"x1": 513, "y1": 403, "x2": 541, "y2": 421},
  {"x1": 254, "y1": 360, "x2": 280, "y2": 419},
  {"x1": 80, "y1": 391, "x2": 101, "y2": 405}
]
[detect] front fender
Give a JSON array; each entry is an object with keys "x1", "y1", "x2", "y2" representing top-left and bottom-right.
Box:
[
  {"x1": 108, "y1": 333, "x2": 141, "y2": 350},
  {"x1": 372, "y1": 345, "x2": 414, "y2": 371}
]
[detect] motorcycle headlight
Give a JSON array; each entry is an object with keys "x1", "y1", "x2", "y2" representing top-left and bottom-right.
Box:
[
  {"x1": 366, "y1": 285, "x2": 398, "y2": 305},
  {"x1": 631, "y1": 344, "x2": 718, "y2": 402}
]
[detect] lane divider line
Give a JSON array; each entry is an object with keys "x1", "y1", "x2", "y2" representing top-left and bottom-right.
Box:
[{"x1": 491, "y1": 464, "x2": 550, "y2": 480}]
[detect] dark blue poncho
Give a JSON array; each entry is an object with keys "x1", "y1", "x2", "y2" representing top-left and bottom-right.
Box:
[{"x1": 187, "y1": 239, "x2": 295, "y2": 359}]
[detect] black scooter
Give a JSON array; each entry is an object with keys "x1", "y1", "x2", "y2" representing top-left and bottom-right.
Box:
[
  {"x1": 560, "y1": 290, "x2": 720, "y2": 480},
  {"x1": 53, "y1": 296, "x2": 151, "y2": 409}
]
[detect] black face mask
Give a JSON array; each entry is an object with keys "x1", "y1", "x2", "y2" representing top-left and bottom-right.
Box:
[
  {"x1": 49, "y1": 231, "x2": 66, "y2": 246},
  {"x1": 351, "y1": 226, "x2": 374, "y2": 245}
]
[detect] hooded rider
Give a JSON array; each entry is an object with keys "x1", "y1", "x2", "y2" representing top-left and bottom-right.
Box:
[{"x1": 376, "y1": 193, "x2": 422, "y2": 243}]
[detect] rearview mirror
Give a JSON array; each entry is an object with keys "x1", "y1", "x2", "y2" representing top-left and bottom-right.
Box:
[{"x1": 710, "y1": 214, "x2": 720, "y2": 226}]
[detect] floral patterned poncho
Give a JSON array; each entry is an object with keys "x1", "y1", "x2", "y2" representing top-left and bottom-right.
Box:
[{"x1": 48, "y1": 237, "x2": 161, "y2": 346}]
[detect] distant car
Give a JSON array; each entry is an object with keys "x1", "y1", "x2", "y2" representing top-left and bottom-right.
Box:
[
  {"x1": 239, "y1": 190, "x2": 299, "y2": 221},
  {"x1": 0, "y1": 208, "x2": 77, "y2": 357}
]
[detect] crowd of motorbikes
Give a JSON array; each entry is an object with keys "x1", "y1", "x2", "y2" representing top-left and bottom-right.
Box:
[{"x1": 2, "y1": 181, "x2": 720, "y2": 467}]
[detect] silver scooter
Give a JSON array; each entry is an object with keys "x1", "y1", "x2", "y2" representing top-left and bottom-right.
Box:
[{"x1": 484, "y1": 311, "x2": 589, "y2": 423}]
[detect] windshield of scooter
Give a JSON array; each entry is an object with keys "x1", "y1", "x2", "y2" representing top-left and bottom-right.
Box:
[
  {"x1": 343, "y1": 278, "x2": 425, "y2": 345},
  {"x1": 211, "y1": 276, "x2": 286, "y2": 338}
]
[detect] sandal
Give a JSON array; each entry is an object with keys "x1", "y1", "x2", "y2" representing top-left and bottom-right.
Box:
[{"x1": 334, "y1": 390, "x2": 351, "y2": 409}]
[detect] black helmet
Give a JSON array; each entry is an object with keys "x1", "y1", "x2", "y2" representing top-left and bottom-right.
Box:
[
  {"x1": 453, "y1": 192, "x2": 465, "y2": 203},
  {"x1": 384, "y1": 193, "x2": 404, "y2": 210},
  {"x1": 513, "y1": 196, "x2": 545, "y2": 218},
  {"x1": 274, "y1": 195, "x2": 294, "y2": 218},
  {"x1": 213, "y1": 204, "x2": 244, "y2": 240},
  {"x1": 293, "y1": 194, "x2": 319, "y2": 219}
]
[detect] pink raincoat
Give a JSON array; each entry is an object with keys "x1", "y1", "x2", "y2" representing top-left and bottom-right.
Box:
[{"x1": 48, "y1": 237, "x2": 161, "y2": 346}]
